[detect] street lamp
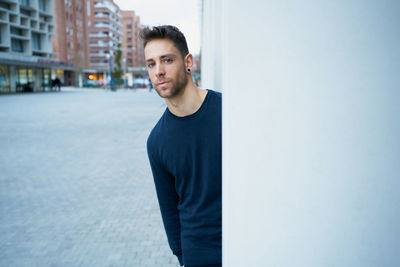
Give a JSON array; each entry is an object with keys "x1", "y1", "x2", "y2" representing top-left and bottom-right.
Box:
[
  {"x1": 123, "y1": 58, "x2": 127, "y2": 88},
  {"x1": 106, "y1": 53, "x2": 112, "y2": 90}
]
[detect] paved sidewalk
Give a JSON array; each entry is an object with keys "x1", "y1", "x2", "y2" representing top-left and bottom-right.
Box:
[{"x1": 0, "y1": 88, "x2": 180, "y2": 266}]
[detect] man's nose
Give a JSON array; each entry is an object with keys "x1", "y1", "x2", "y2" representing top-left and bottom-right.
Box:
[{"x1": 155, "y1": 64, "x2": 165, "y2": 77}]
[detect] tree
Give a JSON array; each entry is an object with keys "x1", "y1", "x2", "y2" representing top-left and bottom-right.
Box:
[{"x1": 113, "y1": 43, "x2": 123, "y2": 86}]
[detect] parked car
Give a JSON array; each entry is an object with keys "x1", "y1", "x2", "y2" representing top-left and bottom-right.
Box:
[
  {"x1": 83, "y1": 80, "x2": 103, "y2": 87},
  {"x1": 131, "y1": 78, "x2": 149, "y2": 89}
]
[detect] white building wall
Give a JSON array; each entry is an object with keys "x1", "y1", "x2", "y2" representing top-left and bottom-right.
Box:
[
  {"x1": 200, "y1": 0, "x2": 222, "y2": 92},
  {"x1": 202, "y1": 1, "x2": 400, "y2": 266}
]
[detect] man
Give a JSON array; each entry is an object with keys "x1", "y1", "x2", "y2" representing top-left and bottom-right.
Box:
[
  {"x1": 142, "y1": 25, "x2": 222, "y2": 267},
  {"x1": 52, "y1": 77, "x2": 61, "y2": 91}
]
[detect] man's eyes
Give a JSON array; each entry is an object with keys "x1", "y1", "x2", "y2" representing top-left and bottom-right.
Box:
[{"x1": 147, "y1": 58, "x2": 173, "y2": 68}]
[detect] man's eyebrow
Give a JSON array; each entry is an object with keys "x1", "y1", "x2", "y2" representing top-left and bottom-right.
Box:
[
  {"x1": 160, "y1": 54, "x2": 177, "y2": 59},
  {"x1": 146, "y1": 54, "x2": 177, "y2": 63}
]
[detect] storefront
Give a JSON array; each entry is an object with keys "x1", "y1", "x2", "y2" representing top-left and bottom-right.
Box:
[
  {"x1": 0, "y1": 52, "x2": 74, "y2": 93},
  {"x1": 0, "y1": 65, "x2": 11, "y2": 93}
]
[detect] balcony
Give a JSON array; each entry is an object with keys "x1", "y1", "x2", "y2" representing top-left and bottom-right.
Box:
[{"x1": 89, "y1": 32, "x2": 108, "y2": 38}]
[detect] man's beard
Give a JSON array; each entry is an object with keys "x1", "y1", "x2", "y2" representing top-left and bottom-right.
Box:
[{"x1": 154, "y1": 69, "x2": 188, "y2": 99}]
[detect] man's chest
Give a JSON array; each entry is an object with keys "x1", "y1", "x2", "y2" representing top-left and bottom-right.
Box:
[{"x1": 159, "y1": 119, "x2": 221, "y2": 178}]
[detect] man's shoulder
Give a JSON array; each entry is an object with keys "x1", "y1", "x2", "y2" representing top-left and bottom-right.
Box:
[
  {"x1": 207, "y1": 89, "x2": 222, "y2": 106},
  {"x1": 206, "y1": 90, "x2": 222, "y2": 111},
  {"x1": 147, "y1": 109, "x2": 167, "y2": 147},
  {"x1": 208, "y1": 89, "x2": 222, "y2": 98}
]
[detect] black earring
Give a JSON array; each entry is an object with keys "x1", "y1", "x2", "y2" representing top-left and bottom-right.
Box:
[{"x1": 188, "y1": 68, "x2": 191, "y2": 72}]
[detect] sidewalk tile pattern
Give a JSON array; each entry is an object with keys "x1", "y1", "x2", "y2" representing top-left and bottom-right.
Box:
[{"x1": 0, "y1": 88, "x2": 180, "y2": 267}]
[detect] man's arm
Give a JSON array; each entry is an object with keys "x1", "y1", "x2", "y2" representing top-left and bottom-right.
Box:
[{"x1": 147, "y1": 144, "x2": 183, "y2": 266}]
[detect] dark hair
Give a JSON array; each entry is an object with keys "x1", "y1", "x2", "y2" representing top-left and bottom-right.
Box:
[{"x1": 139, "y1": 25, "x2": 189, "y2": 58}]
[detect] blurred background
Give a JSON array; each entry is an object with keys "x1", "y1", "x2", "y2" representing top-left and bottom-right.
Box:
[{"x1": 0, "y1": 0, "x2": 202, "y2": 92}]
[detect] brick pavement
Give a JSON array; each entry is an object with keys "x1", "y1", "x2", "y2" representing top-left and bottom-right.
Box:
[{"x1": 0, "y1": 88, "x2": 180, "y2": 267}]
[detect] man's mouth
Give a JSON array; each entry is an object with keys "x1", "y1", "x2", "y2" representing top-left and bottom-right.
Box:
[{"x1": 157, "y1": 81, "x2": 169, "y2": 86}]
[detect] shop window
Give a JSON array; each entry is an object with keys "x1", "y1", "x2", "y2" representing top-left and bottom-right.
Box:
[
  {"x1": 42, "y1": 69, "x2": 51, "y2": 91},
  {"x1": 0, "y1": 65, "x2": 10, "y2": 93}
]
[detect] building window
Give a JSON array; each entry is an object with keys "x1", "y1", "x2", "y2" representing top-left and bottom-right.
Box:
[
  {"x1": 87, "y1": 0, "x2": 90, "y2": 16},
  {"x1": 11, "y1": 39, "x2": 24, "y2": 52},
  {"x1": 32, "y1": 33, "x2": 41, "y2": 50},
  {"x1": 11, "y1": 27, "x2": 24, "y2": 36},
  {"x1": 19, "y1": 0, "x2": 30, "y2": 6},
  {"x1": 20, "y1": 9, "x2": 31, "y2": 16},
  {"x1": 0, "y1": 2, "x2": 10, "y2": 10},
  {"x1": 126, "y1": 24, "x2": 132, "y2": 29},
  {"x1": 38, "y1": 0, "x2": 46, "y2": 11}
]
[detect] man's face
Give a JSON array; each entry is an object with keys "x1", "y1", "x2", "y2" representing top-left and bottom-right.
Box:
[{"x1": 145, "y1": 38, "x2": 188, "y2": 99}]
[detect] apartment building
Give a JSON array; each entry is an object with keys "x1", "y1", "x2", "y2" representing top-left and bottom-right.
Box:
[
  {"x1": 52, "y1": 0, "x2": 89, "y2": 86},
  {"x1": 120, "y1": 10, "x2": 135, "y2": 68},
  {"x1": 136, "y1": 23, "x2": 144, "y2": 67},
  {"x1": 86, "y1": 0, "x2": 122, "y2": 82},
  {"x1": 0, "y1": 0, "x2": 69, "y2": 93},
  {"x1": 121, "y1": 10, "x2": 144, "y2": 68},
  {"x1": 119, "y1": 10, "x2": 145, "y2": 85}
]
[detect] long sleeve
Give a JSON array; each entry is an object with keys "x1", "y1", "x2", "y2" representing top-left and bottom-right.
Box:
[{"x1": 147, "y1": 141, "x2": 183, "y2": 266}]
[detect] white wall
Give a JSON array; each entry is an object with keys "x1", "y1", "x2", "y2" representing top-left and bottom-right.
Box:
[
  {"x1": 202, "y1": 1, "x2": 400, "y2": 266},
  {"x1": 200, "y1": 0, "x2": 222, "y2": 91}
]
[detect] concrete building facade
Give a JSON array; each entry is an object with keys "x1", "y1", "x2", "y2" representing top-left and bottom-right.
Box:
[
  {"x1": 0, "y1": 0, "x2": 69, "y2": 93},
  {"x1": 0, "y1": 0, "x2": 146, "y2": 92}
]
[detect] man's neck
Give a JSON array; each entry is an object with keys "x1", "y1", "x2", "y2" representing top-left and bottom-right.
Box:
[{"x1": 165, "y1": 83, "x2": 208, "y2": 117}]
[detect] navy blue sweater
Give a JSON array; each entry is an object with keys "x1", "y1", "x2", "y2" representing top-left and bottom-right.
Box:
[{"x1": 147, "y1": 89, "x2": 222, "y2": 266}]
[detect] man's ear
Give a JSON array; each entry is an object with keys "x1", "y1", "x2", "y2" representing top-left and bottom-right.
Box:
[{"x1": 184, "y1": 54, "x2": 194, "y2": 73}]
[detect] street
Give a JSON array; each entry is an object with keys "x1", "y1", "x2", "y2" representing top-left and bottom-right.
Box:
[{"x1": 0, "y1": 88, "x2": 179, "y2": 266}]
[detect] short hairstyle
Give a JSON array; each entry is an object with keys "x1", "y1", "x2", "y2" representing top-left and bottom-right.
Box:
[{"x1": 139, "y1": 25, "x2": 189, "y2": 58}]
